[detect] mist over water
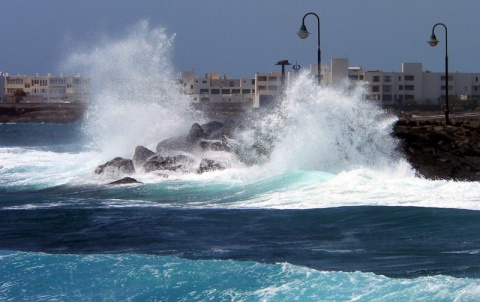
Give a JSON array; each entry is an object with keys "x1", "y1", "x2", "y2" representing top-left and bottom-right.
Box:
[
  {"x1": 257, "y1": 74, "x2": 406, "y2": 175},
  {"x1": 63, "y1": 20, "x2": 201, "y2": 159}
]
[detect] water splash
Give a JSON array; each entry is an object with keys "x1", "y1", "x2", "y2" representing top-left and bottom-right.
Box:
[
  {"x1": 63, "y1": 20, "x2": 201, "y2": 159},
  {"x1": 62, "y1": 20, "x2": 408, "y2": 180},
  {"x1": 236, "y1": 73, "x2": 407, "y2": 176}
]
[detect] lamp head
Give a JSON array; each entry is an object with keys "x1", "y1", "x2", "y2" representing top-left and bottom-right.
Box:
[
  {"x1": 427, "y1": 33, "x2": 439, "y2": 47},
  {"x1": 297, "y1": 24, "x2": 310, "y2": 39}
]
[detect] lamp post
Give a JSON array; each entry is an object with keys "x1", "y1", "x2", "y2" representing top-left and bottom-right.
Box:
[
  {"x1": 275, "y1": 60, "x2": 291, "y2": 88},
  {"x1": 428, "y1": 23, "x2": 450, "y2": 125},
  {"x1": 297, "y1": 12, "x2": 321, "y2": 85}
]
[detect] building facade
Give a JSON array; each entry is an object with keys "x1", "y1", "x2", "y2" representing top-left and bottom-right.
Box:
[
  {"x1": 181, "y1": 70, "x2": 289, "y2": 109},
  {"x1": 2, "y1": 73, "x2": 91, "y2": 103},
  {"x1": 344, "y1": 61, "x2": 480, "y2": 107}
]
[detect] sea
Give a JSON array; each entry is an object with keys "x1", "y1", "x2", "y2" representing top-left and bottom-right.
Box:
[{"x1": 1, "y1": 21, "x2": 480, "y2": 301}]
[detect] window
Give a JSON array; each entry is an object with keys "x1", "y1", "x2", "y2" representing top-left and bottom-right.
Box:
[
  {"x1": 257, "y1": 76, "x2": 267, "y2": 81},
  {"x1": 268, "y1": 85, "x2": 278, "y2": 91},
  {"x1": 383, "y1": 85, "x2": 392, "y2": 93},
  {"x1": 398, "y1": 76, "x2": 402, "y2": 81},
  {"x1": 399, "y1": 85, "x2": 404, "y2": 90},
  {"x1": 268, "y1": 76, "x2": 277, "y2": 81},
  {"x1": 405, "y1": 85, "x2": 414, "y2": 91},
  {"x1": 202, "y1": 80, "x2": 207, "y2": 83},
  {"x1": 372, "y1": 76, "x2": 380, "y2": 82},
  {"x1": 441, "y1": 85, "x2": 453, "y2": 91},
  {"x1": 371, "y1": 86, "x2": 380, "y2": 92},
  {"x1": 359, "y1": 75, "x2": 364, "y2": 80},
  {"x1": 258, "y1": 86, "x2": 267, "y2": 90},
  {"x1": 384, "y1": 76, "x2": 391, "y2": 82},
  {"x1": 405, "y1": 95, "x2": 414, "y2": 100},
  {"x1": 230, "y1": 81, "x2": 234, "y2": 87},
  {"x1": 349, "y1": 75, "x2": 358, "y2": 80},
  {"x1": 7, "y1": 78, "x2": 24, "y2": 85},
  {"x1": 251, "y1": 79, "x2": 255, "y2": 85},
  {"x1": 200, "y1": 89, "x2": 209, "y2": 94},
  {"x1": 242, "y1": 89, "x2": 251, "y2": 94},
  {"x1": 441, "y1": 75, "x2": 453, "y2": 81},
  {"x1": 211, "y1": 89, "x2": 220, "y2": 94},
  {"x1": 383, "y1": 95, "x2": 393, "y2": 101},
  {"x1": 232, "y1": 89, "x2": 240, "y2": 94},
  {"x1": 404, "y1": 75, "x2": 414, "y2": 81},
  {"x1": 221, "y1": 89, "x2": 230, "y2": 94}
]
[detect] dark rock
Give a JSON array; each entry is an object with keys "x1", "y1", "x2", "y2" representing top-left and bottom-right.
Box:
[
  {"x1": 156, "y1": 136, "x2": 191, "y2": 153},
  {"x1": 132, "y1": 145, "x2": 155, "y2": 168},
  {"x1": 143, "y1": 154, "x2": 195, "y2": 173},
  {"x1": 201, "y1": 121, "x2": 224, "y2": 139},
  {"x1": 94, "y1": 157, "x2": 135, "y2": 177},
  {"x1": 198, "y1": 158, "x2": 228, "y2": 173},
  {"x1": 199, "y1": 140, "x2": 229, "y2": 152},
  {"x1": 108, "y1": 177, "x2": 142, "y2": 185},
  {"x1": 394, "y1": 119, "x2": 480, "y2": 181},
  {"x1": 186, "y1": 123, "x2": 207, "y2": 143}
]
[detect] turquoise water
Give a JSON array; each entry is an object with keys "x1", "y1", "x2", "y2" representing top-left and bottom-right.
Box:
[
  {"x1": 2, "y1": 251, "x2": 479, "y2": 301},
  {"x1": 1, "y1": 124, "x2": 480, "y2": 301}
]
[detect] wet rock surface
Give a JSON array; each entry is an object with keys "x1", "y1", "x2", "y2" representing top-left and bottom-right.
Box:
[{"x1": 394, "y1": 119, "x2": 480, "y2": 181}]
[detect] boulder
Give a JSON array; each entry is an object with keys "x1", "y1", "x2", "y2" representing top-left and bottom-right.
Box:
[
  {"x1": 201, "y1": 121, "x2": 224, "y2": 139},
  {"x1": 132, "y1": 145, "x2": 155, "y2": 168},
  {"x1": 94, "y1": 157, "x2": 135, "y2": 178},
  {"x1": 198, "y1": 158, "x2": 228, "y2": 174},
  {"x1": 108, "y1": 177, "x2": 142, "y2": 185},
  {"x1": 186, "y1": 123, "x2": 207, "y2": 143},
  {"x1": 198, "y1": 140, "x2": 229, "y2": 152},
  {"x1": 143, "y1": 154, "x2": 196, "y2": 173}
]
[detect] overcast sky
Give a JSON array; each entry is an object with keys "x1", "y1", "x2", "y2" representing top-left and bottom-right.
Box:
[{"x1": 1, "y1": 0, "x2": 480, "y2": 78}]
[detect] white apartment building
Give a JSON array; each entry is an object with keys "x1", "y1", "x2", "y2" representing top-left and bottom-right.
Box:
[
  {"x1": 344, "y1": 61, "x2": 480, "y2": 106},
  {"x1": 181, "y1": 70, "x2": 288, "y2": 108},
  {"x1": 182, "y1": 71, "x2": 256, "y2": 108},
  {"x1": 3, "y1": 73, "x2": 91, "y2": 103}
]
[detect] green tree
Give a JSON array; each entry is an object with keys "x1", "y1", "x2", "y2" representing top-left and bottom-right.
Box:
[{"x1": 11, "y1": 89, "x2": 26, "y2": 103}]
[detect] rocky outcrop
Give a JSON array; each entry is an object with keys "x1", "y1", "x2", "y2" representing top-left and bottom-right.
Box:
[
  {"x1": 394, "y1": 119, "x2": 480, "y2": 181},
  {"x1": 108, "y1": 177, "x2": 142, "y2": 185},
  {"x1": 95, "y1": 120, "x2": 240, "y2": 181},
  {"x1": 143, "y1": 154, "x2": 196, "y2": 173},
  {"x1": 198, "y1": 158, "x2": 230, "y2": 173},
  {"x1": 132, "y1": 145, "x2": 155, "y2": 168},
  {"x1": 94, "y1": 157, "x2": 135, "y2": 178},
  {"x1": 95, "y1": 116, "x2": 480, "y2": 183}
]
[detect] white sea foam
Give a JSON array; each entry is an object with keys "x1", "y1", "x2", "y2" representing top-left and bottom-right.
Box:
[
  {"x1": 63, "y1": 20, "x2": 202, "y2": 159},
  {"x1": 2, "y1": 21, "x2": 480, "y2": 212}
]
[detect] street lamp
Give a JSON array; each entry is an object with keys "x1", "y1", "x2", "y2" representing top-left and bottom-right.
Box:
[
  {"x1": 428, "y1": 23, "x2": 450, "y2": 125},
  {"x1": 297, "y1": 12, "x2": 321, "y2": 85}
]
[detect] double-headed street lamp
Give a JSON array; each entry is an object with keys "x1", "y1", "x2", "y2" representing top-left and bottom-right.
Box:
[
  {"x1": 297, "y1": 12, "x2": 321, "y2": 85},
  {"x1": 428, "y1": 23, "x2": 450, "y2": 125}
]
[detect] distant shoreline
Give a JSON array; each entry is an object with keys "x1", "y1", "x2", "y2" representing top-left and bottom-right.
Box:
[{"x1": 0, "y1": 103, "x2": 86, "y2": 124}]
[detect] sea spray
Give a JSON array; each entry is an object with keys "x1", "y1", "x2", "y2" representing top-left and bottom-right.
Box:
[
  {"x1": 233, "y1": 73, "x2": 407, "y2": 176},
  {"x1": 63, "y1": 20, "x2": 202, "y2": 159}
]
